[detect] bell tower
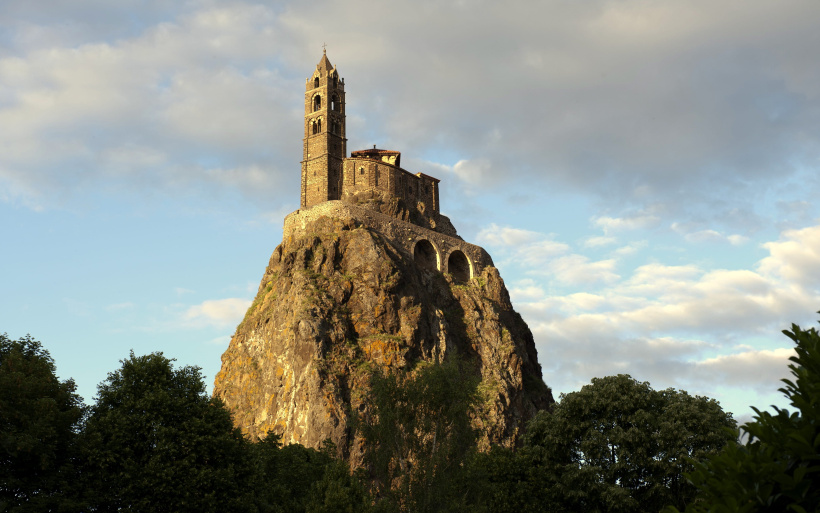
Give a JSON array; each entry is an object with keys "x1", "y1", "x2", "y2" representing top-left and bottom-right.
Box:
[{"x1": 301, "y1": 49, "x2": 346, "y2": 208}]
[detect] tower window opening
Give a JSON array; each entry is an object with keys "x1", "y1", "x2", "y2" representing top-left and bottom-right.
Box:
[
  {"x1": 313, "y1": 95, "x2": 321, "y2": 111},
  {"x1": 312, "y1": 121, "x2": 318, "y2": 135},
  {"x1": 360, "y1": 167, "x2": 364, "y2": 175},
  {"x1": 332, "y1": 95, "x2": 339, "y2": 111},
  {"x1": 314, "y1": 77, "x2": 319, "y2": 88},
  {"x1": 317, "y1": 119, "x2": 322, "y2": 133}
]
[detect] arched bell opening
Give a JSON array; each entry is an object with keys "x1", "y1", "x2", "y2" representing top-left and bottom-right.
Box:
[
  {"x1": 448, "y1": 250, "x2": 472, "y2": 283},
  {"x1": 413, "y1": 239, "x2": 439, "y2": 272}
]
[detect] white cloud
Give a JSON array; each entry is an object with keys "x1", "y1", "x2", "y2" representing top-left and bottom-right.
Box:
[
  {"x1": 584, "y1": 235, "x2": 617, "y2": 248},
  {"x1": 450, "y1": 158, "x2": 494, "y2": 187},
  {"x1": 476, "y1": 223, "x2": 570, "y2": 268},
  {"x1": 183, "y1": 298, "x2": 251, "y2": 328},
  {"x1": 546, "y1": 255, "x2": 619, "y2": 286},
  {"x1": 613, "y1": 240, "x2": 647, "y2": 256},
  {"x1": 1, "y1": 0, "x2": 818, "y2": 223},
  {"x1": 0, "y1": 3, "x2": 297, "y2": 208},
  {"x1": 594, "y1": 214, "x2": 659, "y2": 233},
  {"x1": 759, "y1": 224, "x2": 820, "y2": 289},
  {"x1": 497, "y1": 219, "x2": 820, "y2": 416},
  {"x1": 477, "y1": 224, "x2": 546, "y2": 247},
  {"x1": 693, "y1": 348, "x2": 794, "y2": 391},
  {"x1": 671, "y1": 223, "x2": 753, "y2": 245},
  {"x1": 105, "y1": 302, "x2": 135, "y2": 311}
]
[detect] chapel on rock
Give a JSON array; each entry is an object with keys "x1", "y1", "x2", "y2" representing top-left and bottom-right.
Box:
[
  {"x1": 212, "y1": 51, "x2": 552, "y2": 453},
  {"x1": 286, "y1": 50, "x2": 492, "y2": 281}
]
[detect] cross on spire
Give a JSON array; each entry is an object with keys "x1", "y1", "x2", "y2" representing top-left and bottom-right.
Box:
[{"x1": 322, "y1": 42, "x2": 327, "y2": 53}]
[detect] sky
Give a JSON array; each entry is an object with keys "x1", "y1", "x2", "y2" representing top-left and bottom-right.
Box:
[{"x1": 3, "y1": 0, "x2": 820, "y2": 425}]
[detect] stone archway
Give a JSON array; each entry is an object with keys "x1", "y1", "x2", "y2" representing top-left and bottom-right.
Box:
[
  {"x1": 448, "y1": 250, "x2": 471, "y2": 283},
  {"x1": 413, "y1": 239, "x2": 439, "y2": 271}
]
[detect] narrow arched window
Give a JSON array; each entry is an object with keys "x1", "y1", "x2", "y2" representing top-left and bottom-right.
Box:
[
  {"x1": 314, "y1": 95, "x2": 321, "y2": 112},
  {"x1": 332, "y1": 95, "x2": 339, "y2": 111},
  {"x1": 314, "y1": 77, "x2": 319, "y2": 88},
  {"x1": 311, "y1": 121, "x2": 317, "y2": 135},
  {"x1": 317, "y1": 119, "x2": 322, "y2": 133}
]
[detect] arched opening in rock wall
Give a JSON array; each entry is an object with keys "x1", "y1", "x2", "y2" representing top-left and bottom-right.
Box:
[
  {"x1": 414, "y1": 239, "x2": 439, "y2": 271},
  {"x1": 448, "y1": 250, "x2": 472, "y2": 283}
]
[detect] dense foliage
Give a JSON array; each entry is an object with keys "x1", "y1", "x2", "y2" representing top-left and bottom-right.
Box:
[
  {"x1": 12, "y1": 325, "x2": 820, "y2": 512},
  {"x1": 0, "y1": 334, "x2": 85, "y2": 512},
  {"x1": 80, "y1": 351, "x2": 253, "y2": 512},
  {"x1": 461, "y1": 374, "x2": 736, "y2": 513},
  {"x1": 669, "y1": 322, "x2": 820, "y2": 513},
  {"x1": 355, "y1": 359, "x2": 480, "y2": 512}
]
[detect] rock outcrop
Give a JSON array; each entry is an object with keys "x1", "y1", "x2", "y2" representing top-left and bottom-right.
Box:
[{"x1": 213, "y1": 213, "x2": 553, "y2": 462}]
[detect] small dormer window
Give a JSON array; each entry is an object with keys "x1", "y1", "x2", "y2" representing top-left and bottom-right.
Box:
[{"x1": 314, "y1": 77, "x2": 319, "y2": 88}]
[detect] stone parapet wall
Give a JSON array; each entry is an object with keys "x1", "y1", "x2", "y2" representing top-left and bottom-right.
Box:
[{"x1": 283, "y1": 201, "x2": 493, "y2": 278}]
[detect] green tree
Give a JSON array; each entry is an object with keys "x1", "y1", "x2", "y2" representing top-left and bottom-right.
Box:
[
  {"x1": 523, "y1": 374, "x2": 735, "y2": 513},
  {"x1": 355, "y1": 358, "x2": 480, "y2": 512},
  {"x1": 0, "y1": 333, "x2": 86, "y2": 512},
  {"x1": 80, "y1": 351, "x2": 252, "y2": 512},
  {"x1": 463, "y1": 442, "x2": 622, "y2": 513},
  {"x1": 249, "y1": 434, "x2": 369, "y2": 513},
  {"x1": 672, "y1": 322, "x2": 820, "y2": 513}
]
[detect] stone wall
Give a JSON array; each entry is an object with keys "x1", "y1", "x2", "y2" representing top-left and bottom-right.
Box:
[
  {"x1": 283, "y1": 201, "x2": 493, "y2": 280},
  {"x1": 342, "y1": 158, "x2": 439, "y2": 217}
]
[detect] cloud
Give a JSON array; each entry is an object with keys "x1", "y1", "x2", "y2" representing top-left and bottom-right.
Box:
[
  {"x1": 759, "y1": 224, "x2": 820, "y2": 289},
  {"x1": 1, "y1": 0, "x2": 818, "y2": 225},
  {"x1": 595, "y1": 213, "x2": 660, "y2": 233},
  {"x1": 492, "y1": 219, "x2": 820, "y2": 416},
  {"x1": 693, "y1": 348, "x2": 794, "y2": 391},
  {"x1": 477, "y1": 224, "x2": 545, "y2": 247},
  {"x1": 671, "y1": 223, "x2": 752, "y2": 245},
  {"x1": 450, "y1": 159, "x2": 494, "y2": 187},
  {"x1": 105, "y1": 302, "x2": 135, "y2": 311},
  {"x1": 183, "y1": 298, "x2": 251, "y2": 328},
  {"x1": 476, "y1": 224, "x2": 570, "y2": 268},
  {"x1": 584, "y1": 236, "x2": 617, "y2": 248},
  {"x1": 546, "y1": 255, "x2": 619, "y2": 286},
  {"x1": 0, "y1": 3, "x2": 298, "y2": 209}
]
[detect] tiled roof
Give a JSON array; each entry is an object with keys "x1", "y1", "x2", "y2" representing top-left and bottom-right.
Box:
[{"x1": 350, "y1": 148, "x2": 401, "y2": 157}]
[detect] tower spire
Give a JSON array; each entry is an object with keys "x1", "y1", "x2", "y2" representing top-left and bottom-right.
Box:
[{"x1": 300, "y1": 49, "x2": 346, "y2": 208}]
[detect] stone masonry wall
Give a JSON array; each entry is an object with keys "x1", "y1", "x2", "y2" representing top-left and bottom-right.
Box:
[
  {"x1": 283, "y1": 201, "x2": 493, "y2": 279},
  {"x1": 342, "y1": 158, "x2": 439, "y2": 217}
]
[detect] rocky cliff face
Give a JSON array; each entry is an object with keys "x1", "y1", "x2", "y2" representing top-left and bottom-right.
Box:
[{"x1": 213, "y1": 213, "x2": 553, "y2": 461}]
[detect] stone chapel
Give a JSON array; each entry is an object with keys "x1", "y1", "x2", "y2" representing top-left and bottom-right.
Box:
[{"x1": 285, "y1": 50, "x2": 493, "y2": 282}]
